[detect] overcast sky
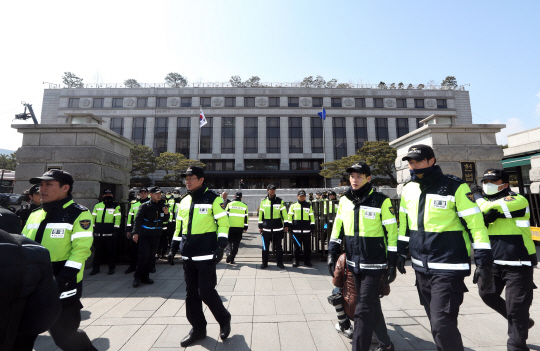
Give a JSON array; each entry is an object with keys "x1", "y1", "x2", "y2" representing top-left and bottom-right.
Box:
[{"x1": 1, "y1": 0, "x2": 539, "y2": 151}]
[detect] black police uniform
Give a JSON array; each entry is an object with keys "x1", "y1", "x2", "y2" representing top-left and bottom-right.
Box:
[
  {"x1": 16, "y1": 203, "x2": 40, "y2": 228},
  {"x1": 125, "y1": 195, "x2": 149, "y2": 273},
  {"x1": 91, "y1": 193, "x2": 121, "y2": 274},
  {"x1": 0, "y1": 205, "x2": 22, "y2": 234}
]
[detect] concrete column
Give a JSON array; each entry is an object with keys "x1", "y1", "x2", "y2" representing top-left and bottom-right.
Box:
[
  {"x1": 213, "y1": 116, "x2": 221, "y2": 155},
  {"x1": 367, "y1": 117, "x2": 376, "y2": 141},
  {"x1": 124, "y1": 117, "x2": 133, "y2": 140},
  {"x1": 147, "y1": 97, "x2": 156, "y2": 108},
  {"x1": 192, "y1": 97, "x2": 200, "y2": 107},
  {"x1": 258, "y1": 116, "x2": 266, "y2": 154},
  {"x1": 408, "y1": 117, "x2": 418, "y2": 131},
  {"x1": 167, "y1": 117, "x2": 176, "y2": 152},
  {"x1": 145, "y1": 117, "x2": 155, "y2": 149},
  {"x1": 190, "y1": 117, "x2": 199, "y2": 159},
  {"x1": 323, "y1": 97, "x2": 331, "y2": 108},
  {"x1": 236, "y1": 97, "x2": 244, "y2": 107},
  {"x1": 388, "y1": 117, "x2": 397, "y2": 141},
  {"x1": 324, "y1": 117, "x2": 334, "y2": 162},
  {"x1": 280, "y1": 117, "x2": 289, "y2": 170},
  {"x1": 235, "y1": 117, "x2": 244, "y2": 170},
  {"x1": 302, "y1": 116, "x2": 311, "y2": 154},
  {"x1": 279, "y1": 97, "x2": 288, "y2": 108},
  {"x1": 365, "y1": 98, "x2": 374, "y2": 108},
  {"x1": 345, "y1": 117, "x2": 355, "y2": 156}
]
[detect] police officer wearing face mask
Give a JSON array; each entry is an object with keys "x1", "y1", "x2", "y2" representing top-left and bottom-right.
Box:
[
  {"x1": 125, "y1": 187, "x2": 150, "y2": 274},
  {"x1": 470, "y1": 169, "x2": 536, "y2": 351},
  {"x1": 90, "y1": 189, "x2": 121, "y2": 275},
  {"x1": 287, "y1": 190, "x2": 315, "y2": 267},
  {"x1": 397, "y1": 145, "x2": 494, "y2": 351}
]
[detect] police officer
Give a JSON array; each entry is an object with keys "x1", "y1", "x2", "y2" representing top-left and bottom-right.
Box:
[
  {"x1": 397, "y1": 145, "x2": 494, "y2": 351},
  {"x1": 0, "y1": 193, "x2": 21, "y2": 234},
  {"x1": 125, "y1": 187, "x2": 149, "y2": 274},
  {"x1": 470, "y1": 168, "x2": 536, "y2": 351},
  {"x1": 90, "y1": 189, "x2": 121, "y2": 275},
  {"x1": 258, "y1": 184, "x2": 288, "y2": 269},
  {"x1": 167, "y1": 166, "x2": 231, "y2": 347},
  {"x1": 159, "y1": 188, "x2": 180, "y2": 258},
  {"x1": 128, "y1": 188, "x2": 137, "y2": 202},
  {"x1": 22, "y1": 169, "x2": 96, "y2": 351},
  {"x1": 287, "y1": 190, "x2": 315, "y2": 267},
  {"x1": 132, "y1": 186, "x2": 169, "y2": 287},
  {"x1": 225, "y1": 191, "x2": 248, "y2": 264},
  {"x1": 327, "y1": 162, "x2": 398, "y2": 351},
  {"x1": 16, "y1": 184, "x2": 41, "y2": 227},
  {"x1": 326, "y1": 190, "x2": 337, "y2": 229}
]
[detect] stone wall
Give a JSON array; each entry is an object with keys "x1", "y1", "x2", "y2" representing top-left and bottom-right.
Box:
[{"x1": 530, "y1": 156, "x2": 540, "y2": 193}]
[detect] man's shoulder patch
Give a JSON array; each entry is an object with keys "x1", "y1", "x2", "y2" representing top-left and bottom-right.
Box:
[
  {"x1": 220, "y1": 202, "x2": 226, "y2": 210},
  {"x1": 445, "y1": 174, "x2": 464, "y2": 183},
  {"x1": 504, "y1": 196, "x2": 515, "y2": 202},
  {"x1": 79, "y1": 220, "x2": 92, "y2": 230},
  {"x1": 73, "y1": 203, "x2": 88, "y2": 211},
  {"x1": 465, "y1": 192, "x2": 475, "y2": 203},
  {"x1": 389, "y1": 206, "x2": 395, "y2": 215}
]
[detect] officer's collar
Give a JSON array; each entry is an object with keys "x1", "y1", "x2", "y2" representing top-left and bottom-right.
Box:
[
  {"x1": 346, "y1": 182, "x2": 373, "y2": 204},
  {"x1": 42, "y1": 195, "x2": 73, "y2": 213},
  {"x1": 188, "y1": 185, "x2": 207, "y2": 198}
]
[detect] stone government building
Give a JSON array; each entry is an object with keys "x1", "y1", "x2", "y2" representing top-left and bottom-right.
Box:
[{"x1": 40, "y1": 84, "x2": 472, "y2": 188}]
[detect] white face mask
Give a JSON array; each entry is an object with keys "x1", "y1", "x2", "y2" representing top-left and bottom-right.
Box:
[
  {"x1": 173, "y1": 194, "x2": 179, "y2": 198},
  {"x1": 483, "y1": 183, "x2": 502, "y2": 196}
]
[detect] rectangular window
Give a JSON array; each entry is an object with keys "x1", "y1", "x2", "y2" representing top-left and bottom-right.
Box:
[
  {"x1": 137, "y1": 98, "x2": 147, "y2": 108},
  {"x1": 93, "y1": 98, "x2": 104, "y2": 108},
  {"x1": 414, "y1": 99, "x2": 424, "y2": 108},
  {"x1": 68, "y1": 98, "x2": 80, "y2": 108},
  {"x1": 396, "y1": 99, "x2": 407, "y2": 108},
  {"x1": 221, "y1": 117, "x2": 235, "y2": 153},
  {"x1": 132, "y1": 117, "x2": 146, "y2": 145},
  {"x1": 416, "y1": 118, "x2": 424, "y2": 129},
  {"x1": 289, "y1": 117, "x2": 303, "y2": 153},
  {"x1": 244, "y1": 159, "x2": 280, "y2": 171},
  {"x1": 200, "y1": 117, "x2": 213, "y2": 153},
  {"x1": 153, "y1": 117, "x2": 168, "y2": 156},
  {"x1": 181, "y1": 97, "x2": 192, "y2": 107},
  {"x1": 375, "y1": 118, "x2": 389, "y2": 141},
  {"x1": 290, "y1": 159, "x2": 322, "y2": 171},
  {"x1": 311, "y1": 117, "x2": 323, "y2": 153},
  {"x1": 244, "y1": 97, "x2": 255, "y2": 107},
  {"x1": 437, "y1": 99, "x2": 447, "y2": 109},
  {"x1": 396, "y1": 118, "x2": 409, "y2": 138},
  {"x1": 176, "y1": 117, "x2": 190, "y2": 156},
  {"x1": 244, "y1": 117, "x2": 258, "y2": 153},
  {"x1": 112, "y1": 98, "x2": 123, "y2": 108},
  {"x1": 331, "y1": 98, "x2": 342, "y2": 108},
  {"x1": 110, "y1": 118, "x2": 123, "y2": 135},
  {"x1": 333, "y1": 117, "x2": 347, "y2": 159},
  {"x1": 266, "y1": 117, "x2": 280, "y2": 153},
  {"x1": 355, "y1": 98, "x2": 365, "y2": 108},
  {"x1": 374, "y1": 98, "x2": 384, "y2": 108},
  {"x1": 312, "y1": 97, "x2": 323, "y2": 108},
  {"x1": 354, "y1": 117, "x2": 368, "y2": 150},
  {"x1": 156, "y1": 97, "x2": 168, "y2": 107},
  {"x1": 225, "y1": 97, "x2": 236, "y2": 107},
  {"x1": 201, "y1": 159, "x2": 235, "y2": 171},
  {"x1": 288, "y1": 97, "x2": 299, "y2": 107},
  {"x1": 269, "y1": 97, "x2": 280, "y2": 107},
  {"x1": 200, "y1": 97, "x2": 211, "y2": 107}
]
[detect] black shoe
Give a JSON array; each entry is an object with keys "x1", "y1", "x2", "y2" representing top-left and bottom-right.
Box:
[
  {"x1": 529, "y1": 318, "x2": 535, "y2": 329},
  {"x1": 180, "y1": 331, "x2": 207, "y2": 347},
  {"x1": 230, "y1": 259, "x2": 235, "y2": 264},
  {"x1": 124, "y1": 266, "x2": 136, "y2": 274},
  {"x1": 292, "y1": 259, "x2": 299, "y2": 267},
  {"x1": 304, "y1": 262, "x2": 313, "y2": 267},
  {"x1": 226, "y1": 254, "x2": 231, "y2": 263},
  {"x1": 141, "y1": 278, "x2": 154, "y2": 284},
  {"x1": 150, "y1": 266, "x2": 156, "y2": 273},
  {"x1": 277, "y1": 263, "x2": 285, "y2": 269},
  {"x1": 260, "y1": 262, "x2": 268, "y2": 269},
  {"x1": 220, "y1": 321, "x2": 231, "y2": 340},
  {"x1": 133, "y1": 279, "x2": 140, "y2": 288},
  {"x1": 371, "y1": 343, "x2": 394, "y2": 351},
  {"x1": 89, "y1": 269, "x2": 100, "y2": 276},
  {"x1": 108, "y1": 268, "x2": 115, "y2": 275}
]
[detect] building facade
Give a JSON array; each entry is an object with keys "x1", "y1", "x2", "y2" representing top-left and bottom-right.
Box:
[{"x1": 41, "y1": 86, "x2": 473, "y2": 188}]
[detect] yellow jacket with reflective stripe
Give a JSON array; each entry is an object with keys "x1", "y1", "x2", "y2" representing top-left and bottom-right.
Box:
[
  {"x1": 226, "y1": 200, "x2": 248, "y2": 230},
  {"x1": 287, "y1": 201, "x2": 315, "y2": 233},
  {"x1": 258, "y1": 196, "x2": 288, "y2": 231},
  {"x1": 92, "y1": 201, "x2": 121, "y2": 235}
]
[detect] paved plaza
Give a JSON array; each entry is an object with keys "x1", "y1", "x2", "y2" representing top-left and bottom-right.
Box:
[{"x1": 33, "y1": 219, "x2": 540, "y2": 351}]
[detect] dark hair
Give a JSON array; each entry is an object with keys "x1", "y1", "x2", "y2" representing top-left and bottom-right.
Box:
[{"x1": 57, "y1": 179, "x2": 73, "y2": 195}]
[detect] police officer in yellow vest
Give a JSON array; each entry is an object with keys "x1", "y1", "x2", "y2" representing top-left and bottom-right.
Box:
[
  {"x1": 125, "y1": 187, "x2": 149, "y2": 274},
  {"x1": 258, "y1": 184, "x2": 289, "y2": 269},
  {"x1": 22, "y1": 169, "x2": 97, "y2": 351},
  {"x1": 470, "y1": 168, "x2": 536, "y2": 351},
  {"x1": 287, "y1": 190, "x2": 315, "y2": 267},
  {"x1": 168, "y1": 166, "x2": 231, "y2": 347},
  {"x1": 225, "y1": 191, "x2": 248, "y2": 264},
  {"x1": 90, "y1": 189, "x2": 121, "y2": 275},
  {"x1": 327, "y1": 162, "x2": 398, "y2": 351},
  {"x1": 397, "y1": 145, "x2": 494, "y2": 351}
]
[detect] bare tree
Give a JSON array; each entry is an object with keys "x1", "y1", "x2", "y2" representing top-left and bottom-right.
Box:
[
  {"x1": 244, "y1": 76, "x2": 261, "y2": 87},
  {"x1": 124, "y1": 79, "x2": 141, "y2": 88},
  {"x1": 398, "y1": 82, "x2": 404, "y2": 89},
  {"x1": 62, "y1": 72, "x2": 84, "y2": 88},
  {"x1": 165, "y1": 72, "x2": 188, "y2": 87},
  {"x1": 300, "y1": 76, "x2": 314, "y2": 87},
  {"x1": 417, "y1": 83, "x2": 425, "y2": 90},
  {"x1": 407, "y1": 83, "x2": 414, "y2": 89},
  {"x1": 441, "y1": 76, "x2": 458, "y2": 88},
  {"x1": 313, "y1": 75, "x2": 326, "y2": 88},
  {"x1": 229, "y1": 75, "x2": 243, "y2": 87},
  {"x1": 378, "y1": 81, "x2": 387, "y2": 89},
  {"x1": 389, "y1": 83, "x2": 396, "y2": 89},
  {"x1": 325, "y1": 78, "x2": 338, "y2": 88}
]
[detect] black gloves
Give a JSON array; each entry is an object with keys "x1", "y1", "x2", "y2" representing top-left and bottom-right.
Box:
[
  {"x1": 327, "y1": 253, "x2": 337, "y2": 277},
  {"x1": 483, "y1": 209, "x2": 503, "y2": 227},
  {"x1": 386, "y1": 266, "x2": 397, "y2": 285},
  {"x1": 56, "y1": 266, "x2": 79, "y2": 292},
  {"x1": 473, "y1": 265, "x2": 494, "y2": 291},
  {"x1": 396, "y1": 255, "x2": 407, "y2": 274},
  {"x1": 469, "y1": 184, "x2": 483, "y2": 196},
  {"x1": 213, "y1": 247, "x2": 224, "y2": 265}
]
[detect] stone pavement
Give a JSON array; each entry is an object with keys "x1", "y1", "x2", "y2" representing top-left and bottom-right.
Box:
[{"x1": 34, "y1": 219, "x2": 540, "y2": 351}]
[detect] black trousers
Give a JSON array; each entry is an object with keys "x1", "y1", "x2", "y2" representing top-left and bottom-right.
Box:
[
  {"x1": 478, "y1": 265, "x2": 534, "y2": 351},
  {"x1": 128, "y1": 236, "x2": 139, "y2": 269},
  {"x1": 184, "y1": 259, "x2": 231, "y2": 332},
  {"x1": 351, "y1": 273, "x2": 383, "y2": 351},
  {"x1": 227, "y1": 228, "x2": 243, "y2": 260},
  {"x1": 92, "y1": 234, "x2": 117, "y2": 270},
  {"x1": 158, "y1": 226, "x2": 174, "y2": 257},
  {"x1": 134, "y1": 236, "x2": 160, "y2": 280},
  {"x1": 262, "y1": 231, "x2": 283, "y2": 264},
  {"x1": 372, "y1": 296, "x2": 392, "y2": 348},
  {"x1": 292, "y1": 232, "x2": 311, "y2": 263},
  {"x1": 415, "y1": 271, "x2": 467, "y2": 351}
]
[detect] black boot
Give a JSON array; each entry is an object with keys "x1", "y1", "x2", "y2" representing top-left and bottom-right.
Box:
[
  {"x1": 292, "y1": 259, "x2": 299, "y2": 267},
  {"x1": 260, "y1": 262, "x2": 268, "y2": 269}
]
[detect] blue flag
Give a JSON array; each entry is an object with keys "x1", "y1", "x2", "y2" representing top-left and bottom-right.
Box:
[{"x1": 317, "y1": 108, "x2": 326, "y2": 120}]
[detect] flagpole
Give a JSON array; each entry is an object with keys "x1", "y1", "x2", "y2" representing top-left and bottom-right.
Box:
[
  {"x1": 198, "y1": 105, "x2": 201, "y2": 159},
  {"x1": 322, "y1": 105, "x2": 327, "y2": 189}
]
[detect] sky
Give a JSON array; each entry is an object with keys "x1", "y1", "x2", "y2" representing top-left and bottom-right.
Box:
[{"x1": 1, "y1": 0, "x2": 539, "y2": 151}]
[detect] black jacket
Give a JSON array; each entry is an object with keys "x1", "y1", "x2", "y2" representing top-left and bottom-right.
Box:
[
  {"x1": 133, "y1": 200, "x2": 170, "y2": 238},
  {"x1": 0, "y1": 230, "x2": 61, "y2": 350},
  {"x1": 16, "y1": 203, "x2": 41, "y2": 228},
  {"x1": 0, "y1": 206, "x2": 22, "y2": 234}
]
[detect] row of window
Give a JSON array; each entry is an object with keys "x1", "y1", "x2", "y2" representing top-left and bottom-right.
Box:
[
  {"x1": 200, "y1": 159, "x2": 324, "y2": 172},
  {"x1": 69, "y1": 97, "x2": 448, "y2": 109},
  {"x1": 110, "y1": 116, "x2": 425, "y2": 159}
]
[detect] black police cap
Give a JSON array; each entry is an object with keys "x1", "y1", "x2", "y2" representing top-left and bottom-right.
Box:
[
  {"x1": 139, "y1": 187, "x2": 149, "y2": 193},
  {"x1": 28, "y1": 184, "x2": 40, "y2": 195},
  {"x1": 148, "y1": 186, "x2": 162, "y2": 194},
  {"x1": 30, "y1": 169, "x2": 74, "y2": 185},
  {"x1": 103, "y1": 189, "x2": 113, "y2": 195},
  {"x1": 328, "y1": 190, "x2": 336, "y2": 196},
  {"x1": 267, "y1": 184, "x2": 277, "y2": 190},
  {"x1": 402, "y1": 144, "x2": 435, "y2": 162},
  {"x1": 481, "y1": 169, "x2": 509, "y2": 183},
  {"x1": 182, "y1": 166, "x2": 204, "y2": 178},
  {"x1": 297, "y1": 190, "x2": 306, "y2": 196},
  {"x1": 235, "y1": 191, "x2": 242, "y2": 197},
  {"x1": 346, "y1": 162, "x2": 371, "y2": 176}
]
